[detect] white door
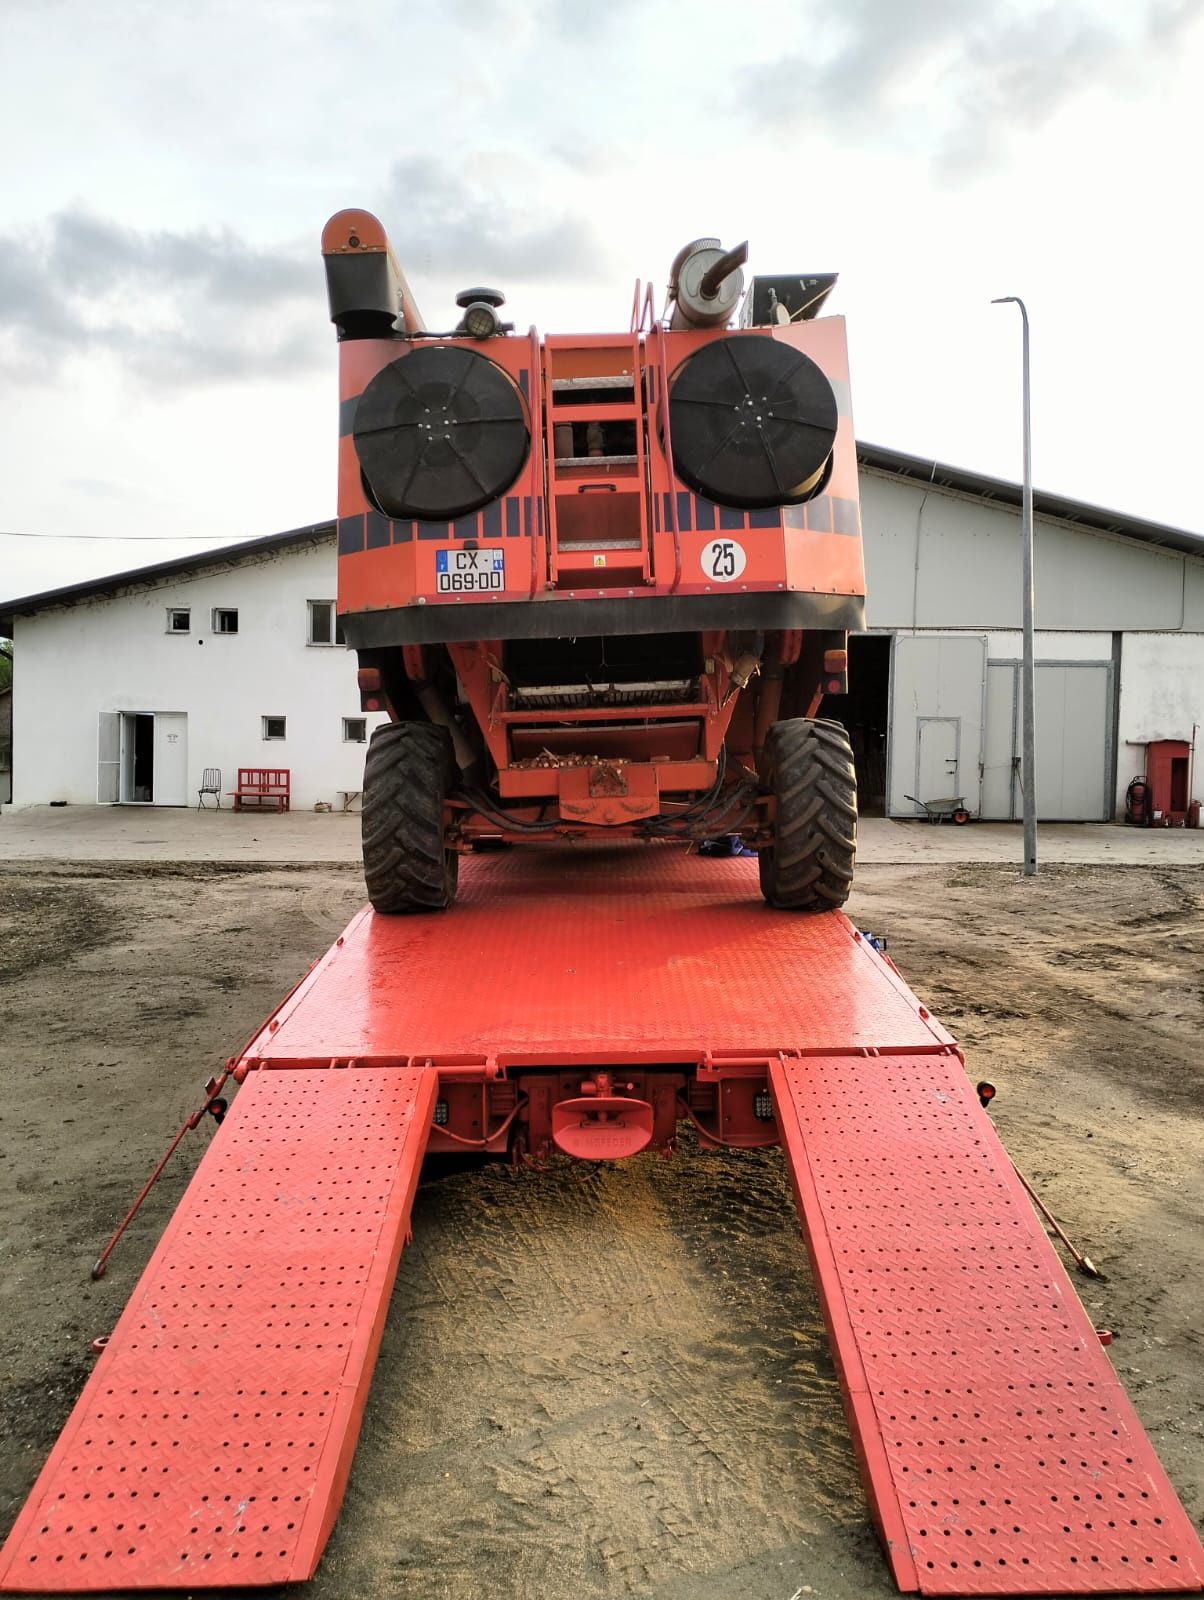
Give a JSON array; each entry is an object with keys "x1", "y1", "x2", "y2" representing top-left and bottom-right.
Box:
[
  {"x1": 915, "y1": 717, "x2": 961, "y2": 805},
  {"x1": 1030, "y1": 665, "x2": 1111, "y2": 820},
  {"x1": 888, "y1": 635, "x2": 987, "y2": 816},
  {"x1": 97, "y1": 712, "x2": 120, "y2": 803},
  {"x1": 153, "y1": 713, "x2": 188, "y2": 806},
  {"x1": 981, "y1": 664, "x2": 1019, "y2": 820},
  {"x1": 981, "y1": 661, "x2": 1113, "y2": 821}
]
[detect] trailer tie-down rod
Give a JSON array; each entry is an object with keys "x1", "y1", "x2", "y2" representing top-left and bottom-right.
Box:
[
  {"x1": 977, "y1": 1080, "x2": 1104, "y2": 1279},
  {"x1": 90, "y1": 1069, "x2": 232, "y2": 1280}
]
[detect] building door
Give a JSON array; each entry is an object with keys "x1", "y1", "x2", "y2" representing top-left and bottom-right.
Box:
[
  {"x1": 915, "y1": 717, "x2": 961, "y2": 803},
  {"x1": 978, "y1": 662, "x2": 1113, "y2": 821},
  {"x1": 98, "y1": 712, "x2": 120, "y2": 803},
  {"x1": 1032, "y1": 665, "x2": 1111, "y2": 820},
  {"x1": 888, "y1": 635, "x2": 987, "y2": 816},
  {"x1": 153, "y1": 713, "x2": 188, "y2": 806},
  {"x1": 981, "y1": 664, "x2": 1019, "y2": 819},
  {"x1": 102, "y1": 711, "x2": 189, "y2": 805}
]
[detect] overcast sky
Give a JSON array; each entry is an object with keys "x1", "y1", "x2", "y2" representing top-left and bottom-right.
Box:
[{"x1": 1, "y1": 0, "x2": 1201, "y2": 602}]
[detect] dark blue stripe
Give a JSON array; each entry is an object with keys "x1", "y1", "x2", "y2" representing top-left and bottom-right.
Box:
[
  {"x1": 662, "y1": 492, "x2": 673, "y2": 531},
  {"x1": 393, "y1": 520, "x2": 414, "y2": 544},
  {"x1": 694, "y1": 496, "x2": 715, "y2": 532},
  {"x1": 339, "y1": 394, "x2": 360, "y2": 436},
  {"x1": 418, "y1": 520, "x2": 449, "y2": 540},
  {"x1": 505, "y1": 496, "x2": 521, "y2": 538},
  {"x1": 518, "y1": 368, "x2": 529, "y2": 399},
  {"x1": 832, "y1": 496, "x2": 859, "y2": 536},
  {"x1": 366, "y1": 512, "x2": 391, "y2": 550},
  {"x1": 747, "y1": 507, "x2": 780, "y2": 529},
  {"x1": 453, "y1": 514, "x2": 478, "y2": 540},
  {"x1": 807, "y1": 497, "x2": 832, "y2": 533},
  {"x1": 783, "y1": 504, "x2": 807, "y2": 529},
  {"x1": 676, "y1": 491, "x2": 692, "y2": 532},
  {"x1": 482, "y1": 500, "x2": 503, "y2": 539},
  {"x1": 337, "y1": 515, "x2": 365, "y2": 555},
  {"x1": 719, "y1": 505, "x2": 745, "y2": 530}
]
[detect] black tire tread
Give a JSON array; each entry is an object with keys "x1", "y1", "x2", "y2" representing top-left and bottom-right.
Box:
[
  {"x1": 759, "y1": 718, "x2": 857, "y2": 911},
  {"x1": 362, "y1": 722, "x2": 458, "y2": 913}
]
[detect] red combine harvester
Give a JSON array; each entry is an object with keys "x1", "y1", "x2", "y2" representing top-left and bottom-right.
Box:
[
  {"x1": 324, "y1": 210, "x2": 862, "y2": 913},
  {"x1": 0, "y1": 222, "x2": 1201, "y2": 1599}
]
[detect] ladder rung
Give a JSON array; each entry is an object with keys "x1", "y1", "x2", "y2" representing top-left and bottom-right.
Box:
[
  {"x1": 548, "y1": 402, "x2": 639, "y2": 423},
  {"x1": 551, "y1": 375, "x2": 634, "y2": 390},
  {"x1": 556, "y1": 537, "x2": 644, "y2": 551},
  {"x1": 553, "y1": 455, "x2": 638, "y2": 468}
]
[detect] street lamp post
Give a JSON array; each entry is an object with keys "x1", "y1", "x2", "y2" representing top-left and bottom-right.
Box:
[{"x1": 992, "y1": 296, "x2": 1037, "y2": 877}]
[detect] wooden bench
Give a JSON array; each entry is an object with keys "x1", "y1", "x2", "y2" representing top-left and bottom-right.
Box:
[{"x1": 231, "y1": 767, "x2": 291, "y2": 812}]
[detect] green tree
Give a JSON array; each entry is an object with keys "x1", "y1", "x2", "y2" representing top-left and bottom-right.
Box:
[{"x1": 0, "y1": 639, "x2": 11, "y2": 693}]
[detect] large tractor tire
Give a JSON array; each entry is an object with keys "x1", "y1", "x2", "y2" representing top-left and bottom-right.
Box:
[
  {"x1": 758, "y1": 718, "x2": 857, "y2": 911},
  {"x1": 362, "y1": 721, "x2": 459, "y2": 913}
]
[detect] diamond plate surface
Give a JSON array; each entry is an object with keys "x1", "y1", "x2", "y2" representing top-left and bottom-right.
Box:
[
  {"x1": 0, "y1": 1067, "x2": 436, "y2": 1593},
  {"x1": 771, "y1": 1052, "x2": 1204, "y2": 1596},
  {"x1": 246, "y1": 847, "x2": 948, "y2": 1065}
]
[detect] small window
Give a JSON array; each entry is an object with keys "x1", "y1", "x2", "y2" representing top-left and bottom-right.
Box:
[
  {"x1": 166, "y1": 608, "x2": 190, "y2": 634},
  {"x1": 343, "y1": 717, "x2": 367, "y2": 743},
  {"x1": 213, "y1": 608, "x2": 239, "y2": 634},
  {"x1": 307, "y1": 600, "x2": 344, "y2": 647},
  {"x1": 262, "y1": 715, "x2": 286, "y2": 740}
]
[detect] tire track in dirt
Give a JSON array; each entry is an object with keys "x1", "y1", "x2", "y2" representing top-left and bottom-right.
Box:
[{"x1": 331, "y1": 1150, "x2": 867, "y2": 1598}]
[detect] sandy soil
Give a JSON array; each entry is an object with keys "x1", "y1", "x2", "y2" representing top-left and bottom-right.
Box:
[{"x1": 0, "y1": 858, "x2": 1200, "y2": 1599}]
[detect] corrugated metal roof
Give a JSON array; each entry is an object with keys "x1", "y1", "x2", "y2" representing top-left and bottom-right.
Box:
[{"x1": 857, "y1": 443, "x2": 1204, "y2": 557}]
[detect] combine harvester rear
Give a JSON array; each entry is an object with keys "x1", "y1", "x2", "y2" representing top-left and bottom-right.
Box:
[{"x1": 1, "y1": 219, "x2": 1200, "y2": 1597}]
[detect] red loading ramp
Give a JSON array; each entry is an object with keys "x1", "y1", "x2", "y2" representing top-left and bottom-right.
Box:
[
  {"x1": 243, "y1": 849, "x2": 952, "y2": 1066},
  {"x1": 772, "y1": 1051, "x2": 1204, "y2": 1595},
  {"x1": 0, "y1": 1066, "x2": 436, "y2": 1593}
]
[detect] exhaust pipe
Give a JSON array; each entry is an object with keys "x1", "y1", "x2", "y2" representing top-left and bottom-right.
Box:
[{"x1": 668, "y1": 236, "x2": 748, "y2": 330}]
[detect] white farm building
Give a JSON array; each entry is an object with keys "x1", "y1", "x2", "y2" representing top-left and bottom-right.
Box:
[
  {"x1": 2, "y1": 446, "x2": 1202, "y2": 820},
  {"x1": 1, "y1": 524, "x2": 386, "y2": 812}
]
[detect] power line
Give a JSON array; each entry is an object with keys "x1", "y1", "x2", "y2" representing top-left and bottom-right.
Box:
[{"x1": 0, "y1": 528, "x2": 268, "y2": 543}]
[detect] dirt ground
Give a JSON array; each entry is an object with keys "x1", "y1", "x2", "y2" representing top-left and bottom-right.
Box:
[{"x1": 0, "y1": 858, "x2": 1201, "y2": 1599}]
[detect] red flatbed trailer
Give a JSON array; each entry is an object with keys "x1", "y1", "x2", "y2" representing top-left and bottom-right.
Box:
[{"x1": 1, "y1": 850, "x2": 1201, "y2": 1595}]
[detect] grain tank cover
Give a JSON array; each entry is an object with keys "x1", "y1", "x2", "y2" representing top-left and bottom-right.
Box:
[
  {"x1": 667, "y1": 336, "x2": 838, "y2": 509},
  {"x1": 353, "y1": 344, "x2": 529, "y2": 520}
]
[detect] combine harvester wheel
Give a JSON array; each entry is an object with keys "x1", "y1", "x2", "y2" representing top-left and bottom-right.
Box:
[
  {"x1": 362, "y1": 721, "x2": 458, "y2": 912},
  {"x1": 759, "y1": 717, "x2": 857, "y2": 910}
]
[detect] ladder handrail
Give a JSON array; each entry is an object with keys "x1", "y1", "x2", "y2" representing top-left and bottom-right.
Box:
[
  {"x1": 528, "y1": 323, "x2": 544, "y2": 599},
  {"x1": 652, "y1": 323, "x2": 683, "y2": 593}
]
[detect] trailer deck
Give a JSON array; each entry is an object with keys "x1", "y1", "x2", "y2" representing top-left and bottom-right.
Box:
[{"x1": 1, "y1": 849, "x2": 1200, "y2": 1595}]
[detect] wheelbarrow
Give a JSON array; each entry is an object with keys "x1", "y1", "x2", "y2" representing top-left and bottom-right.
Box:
[{"x1": 904, "y1": 794, "x2": 972, "y2": 825}]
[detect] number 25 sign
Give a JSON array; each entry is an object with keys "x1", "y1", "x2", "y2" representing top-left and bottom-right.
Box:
[{"x1": 700, "y1": 538, "x2": 746, "y2": 582}]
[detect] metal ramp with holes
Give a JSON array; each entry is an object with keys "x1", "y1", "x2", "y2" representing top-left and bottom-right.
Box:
[
  {"x1": 0, "y1": 1067, "x2": 436, "y2": 1592},
  {"x1": 773, "y1": 1050, "x2": 1204, "y2": 1594},
  {"x1": 0, "y1": 850, "x2": 1200, "y2": 1594}
]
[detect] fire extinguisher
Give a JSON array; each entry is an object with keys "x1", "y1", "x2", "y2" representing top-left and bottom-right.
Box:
[{"x1": 1125, "y1": 776, "x2": 1152, "y2": 826}]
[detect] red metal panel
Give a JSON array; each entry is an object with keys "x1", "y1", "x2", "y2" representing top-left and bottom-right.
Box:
[
  {"x1": 0, "y1": 1067, "x2": 436, "y2": 1593},
  {"x1": 771, "y1": 1052, "x2": 1204, "y2": 1595},
  {"x1": 243, "y1": 849, "x2": 949, "y2": 1068}
]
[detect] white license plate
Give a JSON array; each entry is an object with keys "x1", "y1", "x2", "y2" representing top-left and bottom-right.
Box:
[{"x1": 435, "y1": 548, "x2": 505, "y2": 593}]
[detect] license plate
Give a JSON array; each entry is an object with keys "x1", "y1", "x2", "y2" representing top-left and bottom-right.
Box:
[{"x1": 435, "y1": 548, "x2": 505, "y2": 593}]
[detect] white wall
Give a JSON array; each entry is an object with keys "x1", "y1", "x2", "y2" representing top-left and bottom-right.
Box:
[
  {"x1": 861, "y1": 470, "x2": 1204, "y2": 633},
  {"x1": 11, "y1": 537, "x2": 387, "y2": 808},
  {"x1": 1115, "y1": 633, "x2": 1204, "y2": 810}
]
